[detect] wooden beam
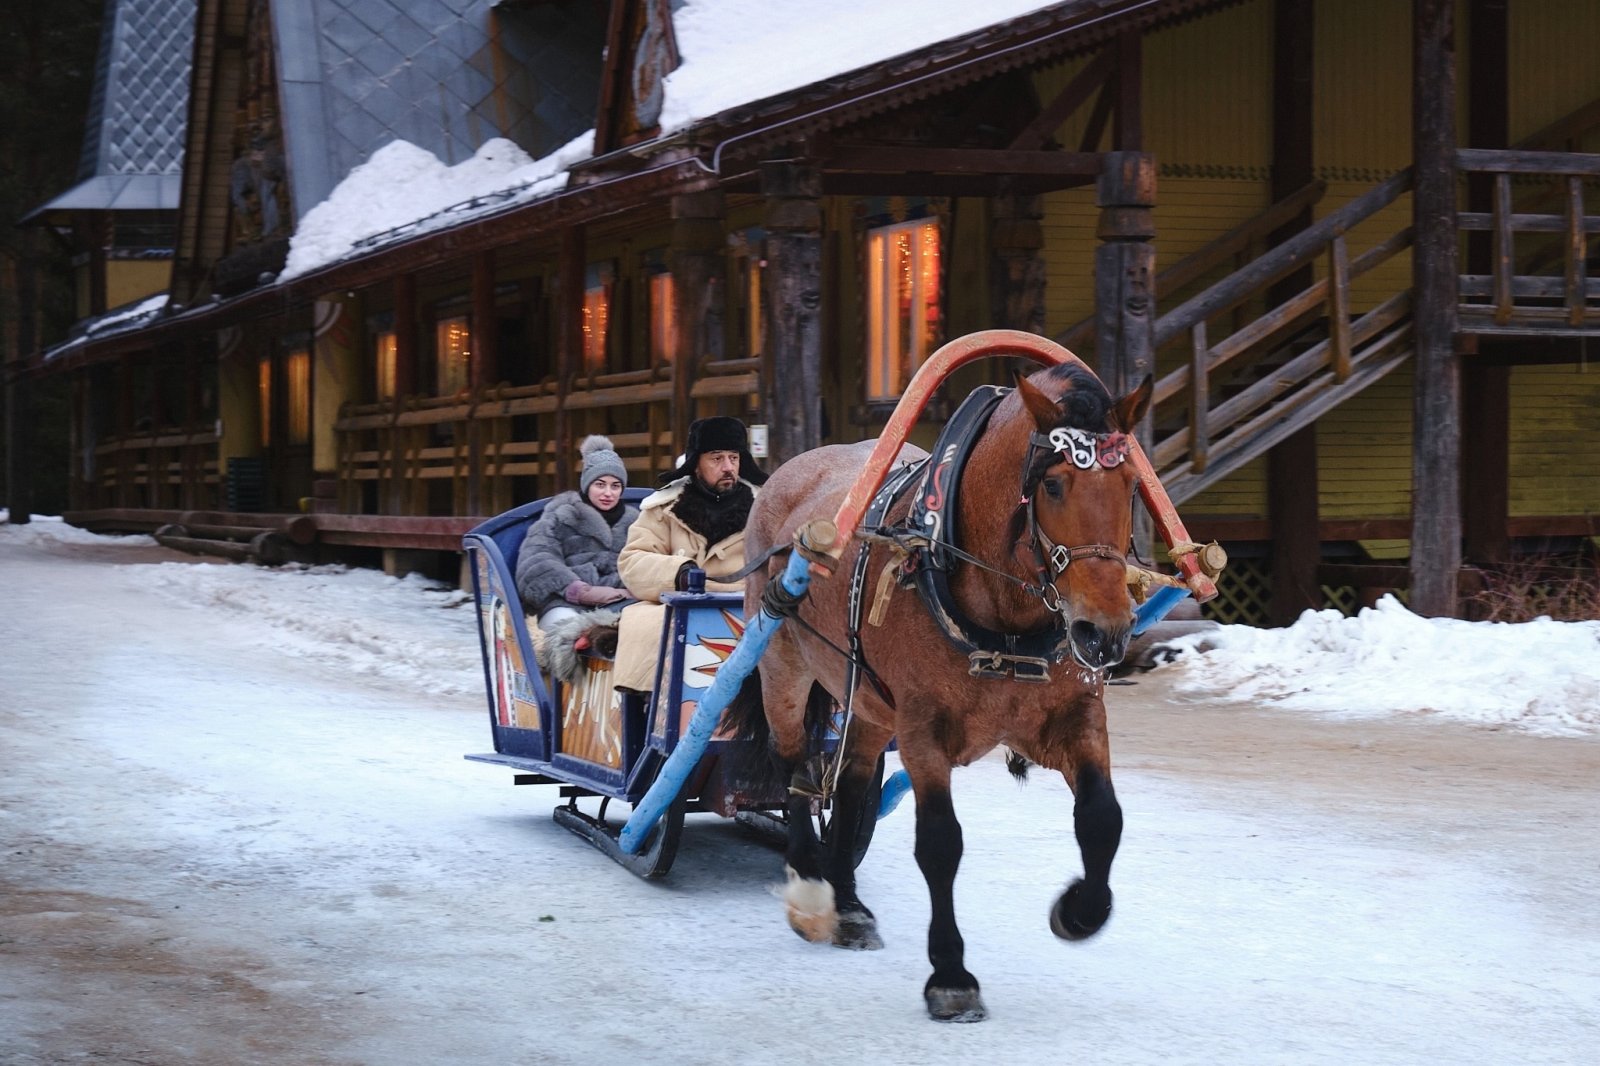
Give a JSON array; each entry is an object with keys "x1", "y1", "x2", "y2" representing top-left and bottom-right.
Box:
[
  {"x1": 1461, "y1": 0, "x2": 1510, "y2": 565},
  {"x1": 555, "y1": 226, "x2": 585, "y2": 486},
  {"x1": 761, "y1": 162, "x2": 823, "y2": 469},
  {"x1": 1008, "y1": 48, "x2": 1116, "y2": 151},
  {"x1": 824, "y1": 145, "x2": 1104, "y2": 176},
  {"x1": 1113, "y1": 30, "x2": 1143, "y2": 150},
  {"x1": 1265, "y1": 0, "x2": 1320, "y2": 627},
  {"x1": 815, "y1": 172, "x2": 1095, "y2": 197},
  {"x1": 1410, "y1": 0, "x2": 1462, "y2": 617},
  {"x1": 670, "y1": 191, "x2": 724, "y2": 452}
]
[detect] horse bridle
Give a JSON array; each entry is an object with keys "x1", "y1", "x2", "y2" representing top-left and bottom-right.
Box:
[{"x1": 1020, "y1": 427, "x2": 1131, "y2": 617}]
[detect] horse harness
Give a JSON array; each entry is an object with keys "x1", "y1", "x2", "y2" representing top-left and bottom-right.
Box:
[{"x1": 849, "y1": 385, "x2": 1131, "y2": 687}]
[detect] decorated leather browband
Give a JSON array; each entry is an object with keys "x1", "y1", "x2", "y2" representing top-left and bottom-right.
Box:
[{"x1": 1029, "y1": 428, "x2": 1131, "y2": 470}]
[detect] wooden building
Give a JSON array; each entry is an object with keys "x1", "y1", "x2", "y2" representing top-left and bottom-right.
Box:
[{"x1": 20, "y1": 0, "x2": 1600, "y2": 621}]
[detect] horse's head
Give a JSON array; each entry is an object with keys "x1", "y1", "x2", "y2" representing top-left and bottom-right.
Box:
[{"x1": 1012, "y1": 365, "x2": 1152, "y2": 671}]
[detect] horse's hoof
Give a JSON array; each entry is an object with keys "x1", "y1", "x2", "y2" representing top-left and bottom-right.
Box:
[
  {"x1": 1050, "y1": 878, "x2": 1112, "y2": 941},
  {"x1": 925, "y1": 985, "x2": 988, "y2": 1023},
  {"x1": 782, "y1": 866, "x2": 837, "y2": 943},
  {"x1": 833, "y1": 908, "x2": 884, "y2": 951}
]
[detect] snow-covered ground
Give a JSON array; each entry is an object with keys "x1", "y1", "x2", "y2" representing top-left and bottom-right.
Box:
[{"x1": 2, "y1": 514, "x2": 1597, "y2": 1065}]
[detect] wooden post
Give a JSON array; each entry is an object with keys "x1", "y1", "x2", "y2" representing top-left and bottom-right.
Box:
[
  {"x1": 1267, "y1": 0, "x2": 1321, "y2": 626},
  {"x1": 761, "y1": 162, "x2": 823, "y2": 469},
  {"x1": 989, "y1": 188, "x2": 1047, "y2": 336},
  {"x1": 1410, "y1": 0, "x2": 1462, "y2": 617},
  {"x1": 555, "y1": 225, "x2": 586, "y2": 486},
  {"x1": 467, "y1": 251, "x2": 498, "y2": 516},
  {"x1": 1113, "y1": 31, "x2": 1143, "y2": 151},
  {"x1": 671, "y1": 191, "x2": 725, "y2": 452},
  {"x1": 2, "y1": 236, "x2": 35, "y2": 524},
  {"x1": 1462, "y1": 0, "x2": 1509, "y2": 565},
  {"x1": 1094, "y1": 151, "x2": 1156, "y2": 556},
  {"x1": 388, "y1": 273, "x2": 418, "y2": 515}
]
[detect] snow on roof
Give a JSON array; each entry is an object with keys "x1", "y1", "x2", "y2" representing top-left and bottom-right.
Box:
[
  {"x1": 45, "y1": 293, "x2": 172, "y2": 360},
  {"x1": 659, "y1": 0, "x2": 1061, "y2": 134},
  {"x1": 280, "y1": 0, "x2": 1063, "y2": 279}
]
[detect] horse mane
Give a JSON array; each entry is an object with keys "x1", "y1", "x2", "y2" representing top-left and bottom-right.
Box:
[{"x1": 1003, "y1": 364, "x2": 1116, "y2": 550}]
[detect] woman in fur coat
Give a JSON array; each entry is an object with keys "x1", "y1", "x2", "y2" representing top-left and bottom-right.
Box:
[{"x1": 514, "y1": 436, "x2": 638, "y2": 627}]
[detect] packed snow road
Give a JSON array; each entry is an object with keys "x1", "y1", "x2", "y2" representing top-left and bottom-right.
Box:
[{"x1": 2, "y1": 521, "x2": 1597, "y2": 1065}]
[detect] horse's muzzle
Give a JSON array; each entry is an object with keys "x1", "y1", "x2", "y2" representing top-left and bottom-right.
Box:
[{"x1": 1069, "y1": 620, "x2": 1129, "y2": 670}]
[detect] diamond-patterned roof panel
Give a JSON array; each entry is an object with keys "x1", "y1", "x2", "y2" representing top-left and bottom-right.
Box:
[
  {"x1": 90, "y1": 0, "x2": 196, "y2": 180},
  {"x1": 273, "y1": 0, "x2": 605, "y2": 219}
]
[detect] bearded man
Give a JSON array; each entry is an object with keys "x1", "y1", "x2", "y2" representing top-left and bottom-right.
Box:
[{"x1": 612, "y1": 416, "x2": 767, "y2": 692}]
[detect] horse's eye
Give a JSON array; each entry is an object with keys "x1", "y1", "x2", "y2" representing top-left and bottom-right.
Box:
[{"x1": 1041, "y1": 477, "x2": 1064, "y2": 500}]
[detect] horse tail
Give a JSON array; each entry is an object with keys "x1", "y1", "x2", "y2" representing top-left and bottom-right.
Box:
[{"x1": 723, "y1": 674, "x2": 832, "y2": 794}]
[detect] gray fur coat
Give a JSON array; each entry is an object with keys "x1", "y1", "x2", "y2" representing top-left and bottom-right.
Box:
[{"x1": 514, "y1": 492, "x2": 638, "y2": 613}]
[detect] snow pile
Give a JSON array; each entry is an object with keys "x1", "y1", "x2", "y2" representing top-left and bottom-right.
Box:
[
  {"x1": 0, "y1": 512, "x2": 154, "y2": 547},
  {"x1": 659, "y1": 0, "x2": 1061, "y2": 133},
  {"x1": 1158, "y1": 595, "x2": 1600, "y2": 736},
  {"x1": 281, "y1": 133, "x2": 592, "y2": 280},
  {"x1": 128, "y1": 559, "x2": 483, "y2": 699}
]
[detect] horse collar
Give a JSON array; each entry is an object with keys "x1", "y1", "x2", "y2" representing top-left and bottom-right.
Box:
[{"x1": 903, "y1": 386, "x2": 1076, "y2": 682}]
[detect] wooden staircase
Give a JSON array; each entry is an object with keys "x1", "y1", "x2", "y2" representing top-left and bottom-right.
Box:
[{"x1": 1145, "y1": 170, "x2": 1417, "y2": 505}]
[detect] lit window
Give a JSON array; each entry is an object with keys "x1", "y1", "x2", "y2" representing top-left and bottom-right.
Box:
[
  {"x1": 374, "y1": 330, "x2": 396, "y2": 400},
  {"x1": 745, "y1": 255, "x2": 763, "y2": 357},
  {"x1": 436, "y1": 316, "x2": 471, "y2": 396},
  {"x1": 866, "y1": 218, "x2": 941, "y2": 401},
  {"x1": 286, "y1": 348, "x2": 310, "y2": 445},
  {"x1": 257, "y1": 356, "x2": 272, "y2": 448},
  {"x1": 582, "y1": 263, "x2": 613, "y2": 370},
  {"x1": 649, "y1": 271, "x2": 677, "y2": 364}
]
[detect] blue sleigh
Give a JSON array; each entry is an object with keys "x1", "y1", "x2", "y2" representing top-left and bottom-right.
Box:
[{"x1": 462, "y1": 490, "x2": 880, "y2": 878}]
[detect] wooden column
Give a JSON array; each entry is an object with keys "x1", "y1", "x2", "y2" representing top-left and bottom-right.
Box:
[
  {"x1": 1094, "y1": 151, "x2": 1156, "y2": 555},
  {"x1": 1113, "y1": 31, "x2": 1143, "y2": 151},
  {"x1": 555, "y1": 225, "x2": 586, "y2": 486},
  {"x1": 671, "y1": 191, "x2": 725, "y2": 450},
  {"x1": 471, "y1": 251, "x2": 499, "y2": 390},
  {"x1": 1410, "y1": 0, "x2": 1462, "y2": 617},
  {"x1": 1462, "y1": 0, "x2": 1510, "y2": 565},
  {"x1": 1267, "y1": 0, "x2": 1321, "y2": 625},
  {"x1": 989, "y1": 188, "x2": 1047, "y2": 335},
  {"x1": 388, "y1": 273, "x2": 418, "y2": 515},
  {"x1": 2, "y1": 241, "x2": 35, "y2": 524},
  {"x1": 761, "y1": 162, "x2": 823, "y2": 469}
]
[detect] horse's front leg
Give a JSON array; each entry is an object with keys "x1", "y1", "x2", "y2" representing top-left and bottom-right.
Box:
[
  {"x1": 903, "y1": 734, "x2": 987, "y2": 1022},
  {"x1": 1038, "y1": 695, "x2": 1122, "y2": 940}
]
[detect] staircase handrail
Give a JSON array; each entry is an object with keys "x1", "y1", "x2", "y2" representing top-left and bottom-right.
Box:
[{"x1": 1153, "y1": 168, "x2": 1414, "y2": 348}]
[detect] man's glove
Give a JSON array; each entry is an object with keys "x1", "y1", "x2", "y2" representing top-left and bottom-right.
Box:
[
  {"x1": 564, "y1": 580, "x2": 630, "y2": 606},
  {"x1": 673, "y1": 564, "x2": 705, "y2": 591}
]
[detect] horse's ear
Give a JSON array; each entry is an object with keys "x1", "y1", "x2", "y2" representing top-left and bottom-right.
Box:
[
  {"x1": 1111, "y1": 374, "x2": 1154, "y2": 432},
  {"x1": 1013, "y1": 371, "x2": 1062, "y2": 430}
]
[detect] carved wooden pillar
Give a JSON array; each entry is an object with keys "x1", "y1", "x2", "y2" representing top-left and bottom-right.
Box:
[
  {"x1": 671, "y1": 191, "x2": 724, "y2": 451},
  {"x1": 1094, "y1": 151, "x2": 1156, "y2": 557},
  {"x1": 989, "y1": 188, "x2": 1047, "y2": 336},
  {"x1": 761, "y1": 162, "x2": 823, "y2": 469},
  {"x1": 1410, "y1": 0, "x2": 1461, "y2": 617}
]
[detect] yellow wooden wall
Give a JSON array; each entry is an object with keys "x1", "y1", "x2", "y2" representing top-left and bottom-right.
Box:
[
  {"x1": 1509, "y1": 363, "x2": 1600, "y2": 516},
  {"x1": 1508, "y1": 0, "x2": 1600, "y2": 147}
]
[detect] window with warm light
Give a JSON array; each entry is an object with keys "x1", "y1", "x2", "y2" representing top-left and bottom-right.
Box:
[
  {"x1": 866, "y1": 217, "x2": 941, "y2": 402},
  {"x1": 436, "y1": 315, "x2": 471, "y2": 396},
  {"x1": 374, "y1": 330, "x2": 396, "y2": 400},
  {"x1": 257, "y1": 356, "x2": 272, "y2": 448},
  {"x1": 582, "y1": 263, "x2": 613, "y2": 370},
  {"x1": 286, "y1": 348, "x2": 310, "y2": 445},
  {"x1": 744, "y1": 255, "x2": 763, "y2": 357},
  {"x1": 649, "y1": 271, "x2": 677, "y2": 364}
]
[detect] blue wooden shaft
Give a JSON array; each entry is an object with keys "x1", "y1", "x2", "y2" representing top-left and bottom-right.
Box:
[{"x1": 618, "y1": 549, "x2": 814, "y2": 854}]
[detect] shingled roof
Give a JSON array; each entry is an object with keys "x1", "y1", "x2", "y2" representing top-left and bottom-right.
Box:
[{"x1": 30, "y1": 0, "x2": 195, "y2": 216}]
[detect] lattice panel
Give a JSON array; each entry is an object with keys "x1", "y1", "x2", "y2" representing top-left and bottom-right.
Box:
[
  {"x1": 1321, "y1": 584, "x2": 1360, "y2": 616},
  {"x1": 1200, "y1": 557, "x2": 1271, "y2": 626}
]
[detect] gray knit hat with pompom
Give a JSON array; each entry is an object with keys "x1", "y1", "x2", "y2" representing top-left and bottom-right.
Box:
[{"x1": 578, "y1": 435, "x2": 628, "y2": 493}]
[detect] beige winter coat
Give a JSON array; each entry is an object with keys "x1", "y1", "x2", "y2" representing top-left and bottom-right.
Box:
[{"x1": 612, "y1": 477, "x2": 754, "y2": 691}]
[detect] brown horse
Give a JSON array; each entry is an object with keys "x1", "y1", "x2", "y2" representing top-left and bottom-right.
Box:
[{"x1": 732, "y1": 362, "x2": 1152, "y2": 1022}]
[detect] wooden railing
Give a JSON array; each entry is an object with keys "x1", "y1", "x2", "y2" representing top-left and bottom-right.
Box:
[
  {"x1": 1146, "y1": 169, "x2": 1417, "y2": 502},
  {"x1": 334, "y1": 357, "x2": 759, "y2": 516},
  {"x1": 91, "y1": 428, "x2": 221, "y2": 510},
  {"x1": 1456, "y1": 148, "x2": 1600, "y2": 334},
  {"x1": 1057, "y1": 179, "x2": 1329, "y2": 353}
]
